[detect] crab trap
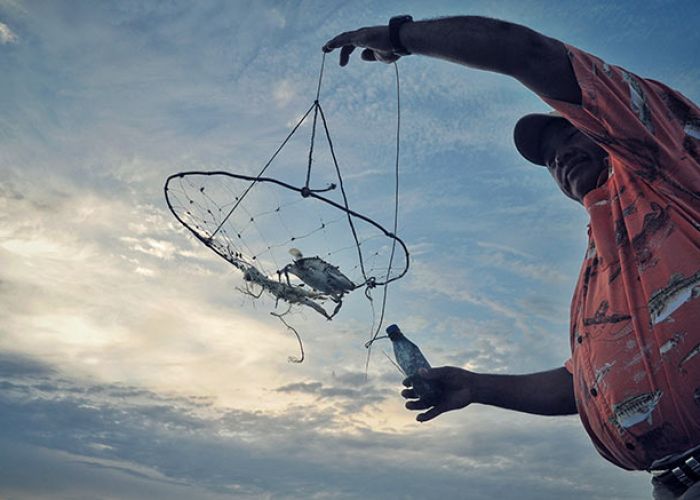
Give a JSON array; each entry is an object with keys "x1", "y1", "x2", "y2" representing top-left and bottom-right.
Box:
[{"x1": 164, "y1": 56, "x2": 409, "y2": 362}]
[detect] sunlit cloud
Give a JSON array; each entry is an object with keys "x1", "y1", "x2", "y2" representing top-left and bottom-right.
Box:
[
  {"x1": 477, "y1": 240, "x2": 534, "y2": 259},
  {"x1": 0, "y1": 21, "x2": 17, "y2": 44},
  {"x1": 273, "y1": 79, "x2": 297, "y2": 108}
]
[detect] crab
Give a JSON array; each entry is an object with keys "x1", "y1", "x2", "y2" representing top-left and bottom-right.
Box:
[
  {"x1": 241, "y1": 265, "x2": 332, "y2": 320},
  {"x1": 278, "y1": 248, "x2": 356, "y2": 317}
]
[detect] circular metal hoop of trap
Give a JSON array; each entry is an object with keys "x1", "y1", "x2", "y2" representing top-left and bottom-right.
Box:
[{"x1": 164, "y1": 170, "x2": 410, "y2": 289}]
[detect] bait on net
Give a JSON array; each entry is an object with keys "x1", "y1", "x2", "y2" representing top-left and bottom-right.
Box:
[{"x1": 164, "y1": 54, "x2": 408, "y2": 362}]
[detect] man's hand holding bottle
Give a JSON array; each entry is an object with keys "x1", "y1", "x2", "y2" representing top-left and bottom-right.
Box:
[{"x1": 402, "y1": 367, "x2": 477, "y2": 422}]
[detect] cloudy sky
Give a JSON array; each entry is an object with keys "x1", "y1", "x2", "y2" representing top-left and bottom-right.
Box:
[{"x1": 1, "y1": 0, "x2": 699, "y2": 498}]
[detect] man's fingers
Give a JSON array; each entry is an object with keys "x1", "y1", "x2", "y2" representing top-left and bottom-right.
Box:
[
  {"x1": 401, "y1": 388, "x2": 416, "y2": 399},
  {"x1": 323, "y1": 31, "x2": 353, "y2": 52},
  {"x1": 416, "y1": 404, "x2": 446, "y2": 422},
  {"x1": 339, "y1": 45, "x2": 355, "y2": 66},
  {"x1": 323, "y1": 29, "x2": 394, "y2": 65},
  {"x1": 405, "y1": 399, "x2": 434, "y2": 410}
]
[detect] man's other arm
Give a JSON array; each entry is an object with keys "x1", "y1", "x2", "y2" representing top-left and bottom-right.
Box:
[
  {"x1": 403, "y1": 366, "x2": 577, "y2": 422},
  {"x1": 325, "y1": 16, "x2": 582, "y2": 104}
]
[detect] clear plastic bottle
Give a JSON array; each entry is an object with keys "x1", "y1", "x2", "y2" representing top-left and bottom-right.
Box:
[{"x1": 387, "y1": 324, "x2": 441, "y2": 403}]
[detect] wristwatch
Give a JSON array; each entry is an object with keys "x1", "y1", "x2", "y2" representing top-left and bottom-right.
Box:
[{"x1": 389, "y1": 15, "x2": 413, "y2": 56}]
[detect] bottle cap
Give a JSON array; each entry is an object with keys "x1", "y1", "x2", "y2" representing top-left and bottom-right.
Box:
[{"x1": 386, "y1": 323, "x2": 402, "y2": 340}]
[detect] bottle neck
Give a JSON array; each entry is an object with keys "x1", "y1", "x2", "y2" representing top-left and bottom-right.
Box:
[{"x1": 387, "y1": 330, "x2": 404, "y2": 342}]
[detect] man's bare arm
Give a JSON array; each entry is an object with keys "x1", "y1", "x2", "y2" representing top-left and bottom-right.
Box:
[
  {"x1": 472, "y1": 367, "x2": 577, "y2": 415},
  {"x1": 403, "y1": 366, "x2": 577, "y2": 422},
  {"x1": 324, "y1": 16, "x2": 582, "y2": 104}
]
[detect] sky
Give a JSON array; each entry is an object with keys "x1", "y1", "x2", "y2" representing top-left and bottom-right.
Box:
[{"x1": 1, "y1": 0, "x2": 699, "y2": 498}]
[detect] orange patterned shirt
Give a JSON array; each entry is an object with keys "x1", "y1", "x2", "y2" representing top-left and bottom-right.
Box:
[{"x1": 541, "y1": 45, "x2": 700, "y2": 470}]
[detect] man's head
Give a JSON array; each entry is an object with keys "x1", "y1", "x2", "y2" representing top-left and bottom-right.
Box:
[{"x1": 514, "y1": 112, "x2": 610, "y2": 203}]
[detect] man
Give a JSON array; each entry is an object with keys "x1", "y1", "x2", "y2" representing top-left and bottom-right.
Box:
[{"x1": 323, "y1": 15, "x2": 700, "y2": 499}]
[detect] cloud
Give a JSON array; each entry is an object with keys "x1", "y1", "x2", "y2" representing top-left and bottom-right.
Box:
[
  {"x1": 405, "y1": 259, "x2": 529, "y2": 327},
  {"x1": 479, "y1": 251, "x2": 569, "y2": 284},
  {"x1": 0, "y1": 22, "x2": 17, "y2": 44},
  {"x1": 0, "y1": 352, "x2": 650, "y2": 499},
  {"x1": 274, "y1": 370, "x2": 392, "y2": 413},
  {"x1": 119, "y1": 236, "x2": 178, "y2": 260},
  {"x1": 477, "y1": 240, "x2": 534, "y2": 259},
  {"x1": 0, "y1": 351, "x2": 54, "y2": 378},
  {"x1": 273, "y1": 79, "x2": 297, "y2": 108}
]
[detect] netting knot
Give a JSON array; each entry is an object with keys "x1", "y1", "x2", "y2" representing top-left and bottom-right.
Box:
[{"x1": 300, "y1": 186, "x2": 311, "y2": 198}]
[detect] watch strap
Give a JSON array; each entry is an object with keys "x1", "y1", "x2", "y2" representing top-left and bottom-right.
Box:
[{"x1": 389, "y1": 15, "x2": 413, "y2": 56}]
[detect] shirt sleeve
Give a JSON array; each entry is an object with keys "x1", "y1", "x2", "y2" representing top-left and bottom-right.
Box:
[
  {"x1": 540, "y1": 44, "x2": 667, "y2": 142},
  {"x1": 540, "y1": 44, "x2": 700, "y2": 198}
]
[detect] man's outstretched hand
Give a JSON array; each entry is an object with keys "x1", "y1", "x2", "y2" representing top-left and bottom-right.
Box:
[
  {"x1": 402, "y1": 366, "x2": 476, "y2": 422},
  {"x1": 323, "y1": 26, "x2": 402, "y2": 66}
]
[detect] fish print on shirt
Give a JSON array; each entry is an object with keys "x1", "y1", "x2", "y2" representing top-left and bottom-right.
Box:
[
  {"x1": 602, "y1": 63, "x2": 614, "y2": 78},
  {"x1": 648, "y1": 271, "x2": 700, "y2": 325},
  {"x1": 622, "y1": 71, "x2": 655, "y2": 134},
  {"x1": 587, "y1": 130, "x2": 700, "y2": 203},
  {"x1": 686, "y1": 122, "x2": 700, "y2": 140},
  {"x1": 592, "y1": 362, "x2": 615, "y2": 393},
  {"x1": 583, "y1": 300, "x2": 632, "y2": 326},
  {"x1": 609, "y1": 320, "x2": 634, "y2": 341},
  {"x1": 659, "y1": 332, "x2": 687, "y2": 356},
  {"x1": 679, "y1": 343, "x2": 700, "y2": 375},
  {"x1": 579, "y1": 253, "x2": 599, "y2": 299},
  {"x1": 622, "y1": 202, "x2": 638, "y2": 218},
  {"x1": 608, "y1": 262, "x2": 622, "y2": 284},
  {"x1": 660, "y1": 90, "x2": 700, "y2": 164},
  {"x1": 586, "y1": 241, "x2": 597, "y2": 260},
  {"x1": 611, "y1": 390, "x2": 663, "y2": 429},
  {"x1": 614, "y1": 218, "x2": 629, "y2": 247},
  {"x1": 631, "y1": 203, "x2": 675, "y2": 272},
  {"x1": 624, "y1": 343, "x2": 653, "y2": 370}
]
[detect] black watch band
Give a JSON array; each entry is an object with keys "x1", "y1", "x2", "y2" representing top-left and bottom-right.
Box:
[{"x1": 389, "y1": 15, "x2": 413, "y2": 56}]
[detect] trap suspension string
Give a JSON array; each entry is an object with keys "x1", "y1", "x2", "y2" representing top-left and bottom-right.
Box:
[
  {"x1": 374, "y1": 61, "x2": 402, "y2": 335},
  {"x1": 209, "y1": 101, "x2": 317, "y2": 239},
  {"x1": 303, "y1": 53, "x2": 327, "y2": 192},
  {"x1": 365, "y1": 61, "x2": 403, "y2": 372},
  {"x1": 317, "y1": 104, "x2": 368, "y2": 280}
]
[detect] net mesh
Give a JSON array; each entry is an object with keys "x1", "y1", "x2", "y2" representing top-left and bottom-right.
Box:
[{"x1": 164, "y1": 170, "x2": 408, "y2": 319}]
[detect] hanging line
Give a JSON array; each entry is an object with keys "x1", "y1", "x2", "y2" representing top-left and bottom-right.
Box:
[
  {"x1": 304, "y1": 53, "x2": 326, "y2": 190},
  {"x1": 376, "y1": 61, "x2": 402, "y2": 334},
  {"x1": 365, "y1": 61, "x2": 402, "y2": 375}
]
